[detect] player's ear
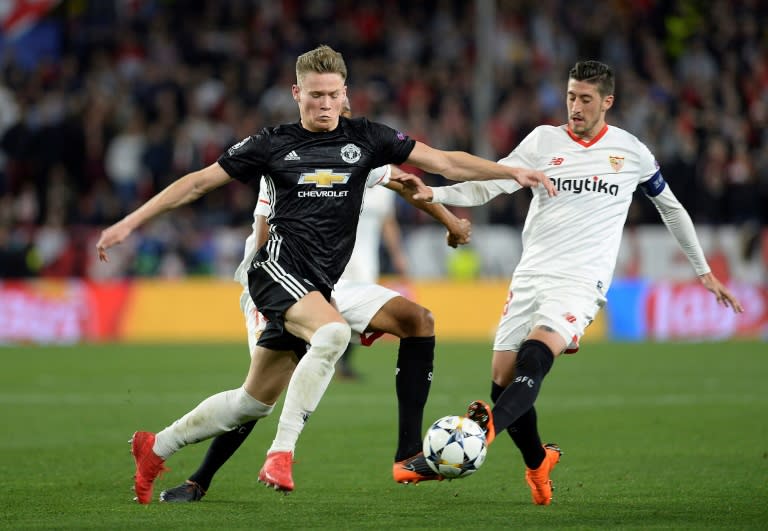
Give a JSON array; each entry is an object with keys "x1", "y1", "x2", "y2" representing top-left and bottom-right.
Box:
[
  {"x1": 603, "y1": 94, "x2": 614, "y2": 111},
  {"x1": 292, "y1": 84, "x2": 300, "y2": 102}
]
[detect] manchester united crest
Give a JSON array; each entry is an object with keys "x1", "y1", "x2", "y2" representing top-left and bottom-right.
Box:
[
  {"x1": 340, "y1": 143, "x2": 361, "y2": 163},
  {"x1": 609, "y1": 155, "x2": 624, "y2": 172}
]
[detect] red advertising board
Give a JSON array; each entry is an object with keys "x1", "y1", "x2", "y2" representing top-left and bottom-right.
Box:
[
  {"x1": 645, "y1": 282, "x2": 768, "y2": 340},
  {"x1": 0, "y1": 281, "x2": 131, "y2": 343}
]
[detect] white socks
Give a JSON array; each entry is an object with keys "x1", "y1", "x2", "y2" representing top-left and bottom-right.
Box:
[
  {"x1": 153, "y1": 386, "x2": 273, "y2": 459},
  {"x1": 268, "y1": 322, "x2": 351, "y2": 454}
]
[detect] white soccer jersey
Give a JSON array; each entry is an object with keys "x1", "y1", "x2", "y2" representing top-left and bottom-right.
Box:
[
  {"x1": 431, "y1": 124, "x2": 709, "y2": 291},
  {"x1": 234, "y1": 165, "x2": 391, "y2": 287},
  {"x1": 340, "y1": 184, "x2": 397, "y2": 283}
]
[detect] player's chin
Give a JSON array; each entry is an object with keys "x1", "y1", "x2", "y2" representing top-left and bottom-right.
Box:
[{"x1": 314, "y1": 118, "x2": 335, "y2": 130}]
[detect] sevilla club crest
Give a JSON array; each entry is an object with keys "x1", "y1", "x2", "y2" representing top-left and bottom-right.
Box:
[{"x1": 609, "y1": 155, "x2": 624, "y2": 172}]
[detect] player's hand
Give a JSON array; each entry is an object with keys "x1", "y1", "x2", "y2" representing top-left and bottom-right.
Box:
[
  {"x1": 699, "y1": 272, "x2": 744, "y2": 313},
  {"x1": 446, "y1": 218, "x2": 471, "y2": 248},
  {"x1": 96, "y1": 222, "x2": 133, "y2": 262},
  {"x1": 390, "y1": 173, "x2": 433, "y2": 201},
  {"x1": 511, "y1": 168, "x2": 556, "y2": 197}
]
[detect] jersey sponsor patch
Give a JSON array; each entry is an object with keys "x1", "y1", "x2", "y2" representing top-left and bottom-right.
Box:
[
  {"x1": 639, "y1": 170, "x2": 666, "y2": 197},
  {"x1": 298, "y1": 169, "x2": 351, "y2": 188},
  {"x1": 549, "y1": 175, "x2": 619, "y2": 196}
]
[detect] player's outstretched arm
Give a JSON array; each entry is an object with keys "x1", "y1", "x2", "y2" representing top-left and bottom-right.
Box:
[
  {"x1": 96, "y1": 162, "x2": 232, "y2": 261},
  {"x1": 647, "y1": 185, "x2": 743, "y2": 313},
  {"x1": 386, "y1": 176, "x2": 471, "y2": 248},
  {"x1": 699, "y1": 272, "x2": 744, "y2": 313},
  {"x1": 405, "y1": 141, "x2": 556, "y2": 197},
  {"x1": 391, "y1": 172, "x2": 516, "y2": 208}
]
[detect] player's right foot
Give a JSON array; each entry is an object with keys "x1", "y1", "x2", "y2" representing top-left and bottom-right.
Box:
[
  {"x1": 130, "y1": 431, "x2": 168, "y2": 504},
  {"x1": 159, "y1": 480, "x2": 206, "y2": 503},
  {"x1": 466, "y1": 400, "x2": 496, "y2": 444},
  {"x1": 525, "y1": 443, "x2": 562, "y2": 505},
  {"x1": 258, "y1": 451, "x2": 294, "y2": 492},
  {"x1": 393, "y1": 452, "x2": 444, "y2": 484}
]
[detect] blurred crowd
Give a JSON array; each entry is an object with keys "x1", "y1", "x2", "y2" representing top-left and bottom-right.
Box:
[{"x1": 0, "y1": 0, "x2": 766, "y2": 278}]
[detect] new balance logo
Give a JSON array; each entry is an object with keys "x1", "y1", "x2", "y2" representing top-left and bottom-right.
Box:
[{"x1": 284, "y1": 151, "x2": 300, "y2": 161}]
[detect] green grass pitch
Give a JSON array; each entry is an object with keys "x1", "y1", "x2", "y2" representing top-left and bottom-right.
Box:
[{"x1": 1, "y1": 340, "x2": 766, "y2": 530}]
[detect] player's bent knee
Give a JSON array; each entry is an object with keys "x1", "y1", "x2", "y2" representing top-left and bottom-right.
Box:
[
  {"x1": 399, "y1": 304, "x2": 435, "y2": 337},
  {"x1": 309, "y1": 322, "x2": 352, "y2": 363},
  {"x1": 418, "y1": 306, "x2": 435, "y2": 335}
]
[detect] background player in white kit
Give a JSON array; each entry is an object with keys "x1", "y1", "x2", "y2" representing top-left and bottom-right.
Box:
[
  {"x1": 397, "y1": 60, "x2": 743, "y2": 506},
  {"x1": 336, "y1": 179, "x2": 408, "y2": 380}
]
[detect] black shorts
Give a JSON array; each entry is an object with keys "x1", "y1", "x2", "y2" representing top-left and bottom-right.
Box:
[{"x1": 248, "y1": 243, "x2": 333, "y2": 357}]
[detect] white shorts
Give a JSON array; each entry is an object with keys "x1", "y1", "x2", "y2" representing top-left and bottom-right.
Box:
[
  {"x1": 240, "y1": 279, "x2": 400, "y2": 356},
  {"x1": 493, "y1": 274, "x2": 606, "y2": 353},
  {"x1": 241, "y1": 288, "x2": 267, "y2": 356}
]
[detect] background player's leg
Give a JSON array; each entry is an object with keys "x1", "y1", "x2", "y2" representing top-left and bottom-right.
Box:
[
  {"x1": 337, "y1": 344, "x2": 360, "y2": 380},
  {"x1": 188, "y1": 420, "x2": 258, "y2": 491},
  {"x1": 394, "y1": 336, "x2": 435, "y2": 460},
  {"x1": 366, "y1": 296, "x2": 435, "y2": 461}
]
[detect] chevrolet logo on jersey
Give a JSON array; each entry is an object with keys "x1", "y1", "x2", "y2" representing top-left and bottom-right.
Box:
[{"x1": 298, "y1": 169, "x2": 350, "y2": 188}]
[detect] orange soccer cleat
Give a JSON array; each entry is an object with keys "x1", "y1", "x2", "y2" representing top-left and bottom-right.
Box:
[
  {"x1": 466, "y1": 400, "x2": 496, "y2": 445},
  {"x1": 392, "y1": 452, "x2": 444, "y2": 484},
  {"x1": 525, "y1": 443, "x2": 562, "y2": 505}
]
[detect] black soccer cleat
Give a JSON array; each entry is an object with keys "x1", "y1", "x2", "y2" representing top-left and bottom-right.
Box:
[{"x1": 159, "y1": 480, "x2": 206, "y2": 503}]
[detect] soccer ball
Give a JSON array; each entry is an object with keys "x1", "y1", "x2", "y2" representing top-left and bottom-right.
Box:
[{"x1": 422, "y1": 415, "x2": 487, "y2": 479}]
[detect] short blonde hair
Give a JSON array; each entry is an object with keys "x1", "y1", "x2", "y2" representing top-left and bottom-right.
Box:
[{"x1": 295, "y1": 45, "x2": 347, "y2": 84}]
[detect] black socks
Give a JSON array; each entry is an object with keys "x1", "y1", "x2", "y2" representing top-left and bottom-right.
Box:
[
  {"x1": 491, "y1": 339, "x2": 554, "y2": 467},
  {"x1": 394, "y1": 336, "x2": 435, "y2": 461},
  {"x1": 492, "y1": 382, "x2": 545, "y2": 469},
  {"x1": 188, "y1": 419, "x2": 258, "y2": 491}
]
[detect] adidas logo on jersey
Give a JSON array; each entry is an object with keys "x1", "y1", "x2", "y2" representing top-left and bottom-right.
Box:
[{"x1": 284, "y1": 151, "x2": 300, "y2": 161}]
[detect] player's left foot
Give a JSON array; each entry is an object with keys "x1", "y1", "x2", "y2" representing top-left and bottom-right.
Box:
[
  {"x1": 525, "y1": 443, "x2": 562, "y2": 505},
  {"x1": 159, "y1": 480, "x2": 206, "y2": 503},
  {"x1": 393, "y1": 452, "x2": 444, "y2": 484},
  {"x1": 130, "y1": 431, "x2": 168, "y2": 504},
  {"x1": 258, "y1": 451, "x2": 294, "y2": 492},
  {"x1": 466, "y1": 400, "x2": 495, "y2": 444}
]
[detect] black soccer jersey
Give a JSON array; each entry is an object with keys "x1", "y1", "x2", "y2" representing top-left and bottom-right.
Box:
[{"x1": 218, "y1": 117, "x2": 415, "y2": 290}]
